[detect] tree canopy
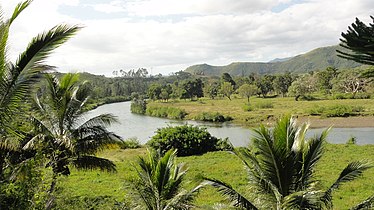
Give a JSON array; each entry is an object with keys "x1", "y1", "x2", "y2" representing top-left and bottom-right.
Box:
[{"x1": 337, "y1": 16, "x2": 374, "y2": 65}]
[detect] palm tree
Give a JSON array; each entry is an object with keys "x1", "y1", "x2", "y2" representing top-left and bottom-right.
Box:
[
  {"x1": 25, "y1": 73, "x2": 121, "y2": 208},
  {"x1": 204, "y1": 116, "x2": 372, "y2": 209},
  {"x1": 133, "y1": 149, "x2": 201, "y2": 210},
  {"x1": 0, "y1": 0, "x2": 81, "y2": 179}
]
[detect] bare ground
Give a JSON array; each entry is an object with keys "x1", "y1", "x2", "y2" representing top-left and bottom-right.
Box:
[{"x1": 297, "y1": 116, "x2": 374, "y2": 128}]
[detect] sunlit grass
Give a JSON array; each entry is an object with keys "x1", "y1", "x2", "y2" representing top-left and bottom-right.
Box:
[
  {"x1": 148, "y1": 97, "x2": 374, "y2": 127},
  {"x1": 57, "y1": 144, "x2": 374, "y2": 209}
]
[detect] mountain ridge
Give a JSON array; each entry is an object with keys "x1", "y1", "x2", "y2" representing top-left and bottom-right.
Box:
[{"x1": 185, "y1": 45, "x2": 361, "y2": 76}]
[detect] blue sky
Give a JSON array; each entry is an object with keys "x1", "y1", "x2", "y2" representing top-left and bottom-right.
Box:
[{"x1": 3, "y1": 0, "x2": 374, "y2": 76}]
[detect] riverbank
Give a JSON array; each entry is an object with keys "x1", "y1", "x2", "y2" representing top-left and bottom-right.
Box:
[
  {"x1": 298, "y1": 116, "x2": 374, "y2": 128},
  {"x1": 146, "y1": 97, "x2": 374, "y2": 128}
]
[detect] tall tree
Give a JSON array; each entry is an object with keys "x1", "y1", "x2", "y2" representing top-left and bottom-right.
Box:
[
  {"x1": 221, "y1": 73, "x2": 236, "y2": 87},
  {"x1": 26, "y1": 73, "x2": 121, "y2": 209},
  {"x1": 238, "y1": 84, "x2": 258, "y2": 102},
  {"x1": 133, "y1": 149, "x2": 200, "y2": 209},
  {"x1": 256, "y1": 74, "x2": 275, "y2": 98},
  {"x1": 288, "y1": 74, "x2": 317, "y2": 101},
  {"x1": 316, "y1": 67, "x2": 339, "y2": 94},
  {"x1": 337, "y1": 16, "x2": 374, "y2": 65},
  {"x1": 273, "y1": 72, "x2": 293, "y2": 97},
  {"x1": 204, "y1": 116, "x2": 372, "y2": 210},
  {"x1": 220, "y1": 82, "x2": 234, "y2": 100},
  {"x1": 0, "y1": 0, "x2": 81, "y2": 180}
]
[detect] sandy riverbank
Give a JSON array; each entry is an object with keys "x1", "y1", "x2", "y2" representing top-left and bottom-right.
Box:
[{"x1": 297, "y1": 116, "x2": 374, "y2": 128}]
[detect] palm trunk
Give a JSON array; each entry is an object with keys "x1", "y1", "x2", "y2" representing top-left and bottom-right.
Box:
[{"x1": 45, "y1": 172, "x2": 58, "y2": 210}]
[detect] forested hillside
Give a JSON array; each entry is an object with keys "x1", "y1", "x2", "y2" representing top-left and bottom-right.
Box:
[{"x1": 185, "y1": 45, "x2": 361, "y2": 76}]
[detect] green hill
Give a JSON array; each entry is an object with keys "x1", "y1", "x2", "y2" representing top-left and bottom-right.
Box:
[{"x1": 185, "y1": 45, "x2": 361, "y2": 76}]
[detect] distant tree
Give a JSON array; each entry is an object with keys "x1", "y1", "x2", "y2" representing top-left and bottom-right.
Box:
[
  {"x1": 288, "y1": 74, "x2": 317, "y2": 101},
  {"x1": 179, "y1": 79, "x2": 204, "y2": 100},
  {"x1": 160, "y1": 89, "x2": 170, "y2": 102},
  {"x1": 337, "y1": 16, "x2": 374, "y2": 65},
  {"x1": 256, "y1": 74, "x2": 275, "y2": 98},
  {"x1": 220, "y1": 82, "x2": 235, "y2": 100},
  {"x1": 221, "y1": 73, "x2": 236, "y2": 87},
  {"x1": 273, "y1": 72, "x2": 294, "y2": 97},
  {"x1": 148, "y1": 83, "x2": 162, "y2": 100},
  {"x1": 238, "y1": 84, "x2": 258, "y2": 102},
  {"x1": 332, "y1": 69, "x2": 369, "y2": 97},
  {"x1": 316, "y1": 67, "x2": 339, "y2": 94},
  {"x1": 204, "y1": 81, "x2": 220, "y2": 99}
]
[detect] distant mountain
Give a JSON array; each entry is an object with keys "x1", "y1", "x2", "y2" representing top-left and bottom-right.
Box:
[
  {"x1": 268, "y1": 57, "x2": 293, "y2": 63},
  {"x1": 185, "y1": 45, "x2": 361, "y2": 76}
]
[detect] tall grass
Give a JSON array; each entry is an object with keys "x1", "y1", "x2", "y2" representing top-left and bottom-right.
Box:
[{"x1": 146, "y1": 106, "x2": 187, "y2": 120}]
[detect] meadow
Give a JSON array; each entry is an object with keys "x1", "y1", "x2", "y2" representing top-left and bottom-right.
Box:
[
  {"x1": 146, "y1": 97, "x2": 374, "y2": 127},
  {"x1": 55, "y1": 143, "x2": 374, "y2": 209}
]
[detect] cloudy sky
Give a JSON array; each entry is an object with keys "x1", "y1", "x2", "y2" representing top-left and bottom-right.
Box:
[{"x1": 3, "y1": 0, "x2": 373, "y2": 76}]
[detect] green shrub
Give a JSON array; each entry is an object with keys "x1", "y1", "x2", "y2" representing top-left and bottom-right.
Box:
[
  {"x1": 130, "y1": 99, "x2": 147, "y2": 114},
  {"x1": 120, "y1": 137, "x2": 142, "y2": 149},
  {"x1": 194, "y1": 112, "x2": 233, "y2": 122},
  {"x1": 346, "y1": 136, "x2": 357, "y2": 145},
  {"x1": 147, "y1": 125, "x2": 229, "y2": 156},
  {"x1": 146, "y1": 106, "x2": 187, "y2": 120},
  {"x1": 309, "y1": 105, "x2": 365, "y2": 117},
  {"x1": 242, "y1": 103, "x2": 254, "y2": 111},
  {"x1": 254, "y1": 101, "x2": 274, "y2": 109}
]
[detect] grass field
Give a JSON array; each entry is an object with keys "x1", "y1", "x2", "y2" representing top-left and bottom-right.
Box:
[
  {"x1": 147, "y1": 97, "x2": 374, "y2": 127},
  {"x1": 56, "y1": 144, "x2": 374, "y2": 209}
]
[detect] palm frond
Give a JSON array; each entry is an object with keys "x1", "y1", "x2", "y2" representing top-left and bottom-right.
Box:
[
  {"x1": 165, "y1": 183, "x2": 204, "y2": 210},
  {"x1": 350, "y1": 195, "x2": 374, "y2": 210},
  {"x1": 204, "y1": 177, "x2": 258, "y2": 210},
  {"x1": 298, "y1": 128, "x2": 329, "y2": 190},
  {"x1": 282, "y1": 190, "x2": 325, "y2": 210},
  {"x1": 78, "y1": 113, "x2": 119, "y2": 129},
  {"x1": 72, "y1": 155, "x2": 116, "y2": 172},
  {"x1": 9, "y1": 0, "x2": 32, "y2": 25},
  {"x1": 322, "y1": 161, "x2": 372, "y2": 208}
]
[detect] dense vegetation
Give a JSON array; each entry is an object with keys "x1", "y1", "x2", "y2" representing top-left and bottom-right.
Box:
[{"x1": 147, "y1": 125, "x2": 231, "y2": 156}]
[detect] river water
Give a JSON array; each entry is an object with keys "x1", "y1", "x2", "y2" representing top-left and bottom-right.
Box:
[{"x1": 87, "y1": 101, "x2": 374, "y2": 146}]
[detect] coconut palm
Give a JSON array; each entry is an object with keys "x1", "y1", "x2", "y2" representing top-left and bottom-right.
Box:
[
  {"x1": 0, "y1": 0, "x2": 81, "y2": 179},
  {"x1": 204, "y1": 116, "x2": 372, "y2": 209},
  {"x1": 133, "y1": 149, "x2": 201, "y2": 210},
  {"x1": 25, "y1": 73, "x2": 121, "y2": 208}
]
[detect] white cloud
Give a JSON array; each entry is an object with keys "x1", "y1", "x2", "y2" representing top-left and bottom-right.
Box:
[{"x1": 2, "y1": 0, "x2": 374, "y2": 76}]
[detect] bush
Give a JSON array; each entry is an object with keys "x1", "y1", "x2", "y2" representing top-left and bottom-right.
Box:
[
  {"x1": 147, "y1": 125, "x2": 229, "y2": 156},
  {"x1": 194, "y1": 112, "x2": 233, "y2": 122},
  {"x1": 346, "y1": 136, "x2": 357, "y2": 145},
  {"x1": 120, "y1": 137, "x2": 142, "y2": 149},
  {"x1": 309, "y1": 105, "x2": 365, "y2": 117},
  {"x1": 146, "y1": 106, "x2": 187, "y2": 120},
  {"x1": 131, "y1": 99, "x2": 147, "y2": 114},
  {"x1": 242, "y1": 103, "x2": 254, "y2": 112},
  {"x1": 254, "y1": 101, "x2": 274, "y2": 109}
]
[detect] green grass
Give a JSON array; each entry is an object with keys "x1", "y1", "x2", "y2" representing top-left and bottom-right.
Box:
[
  {"x1": 147, "y1": 97, "x2": 374, "y2": 127},
  {"x1": 56, "y1": 144, "x2": 374, "y2": 209}
]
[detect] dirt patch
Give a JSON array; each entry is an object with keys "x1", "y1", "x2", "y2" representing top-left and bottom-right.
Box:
[{"x1": 297, "y1": 116, "x2": 374, "y2": 128}]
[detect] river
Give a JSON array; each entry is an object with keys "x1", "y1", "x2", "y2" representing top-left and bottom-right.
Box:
[{"x1": 87, "y1": 101, "x2": 374, "y2": 146}]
